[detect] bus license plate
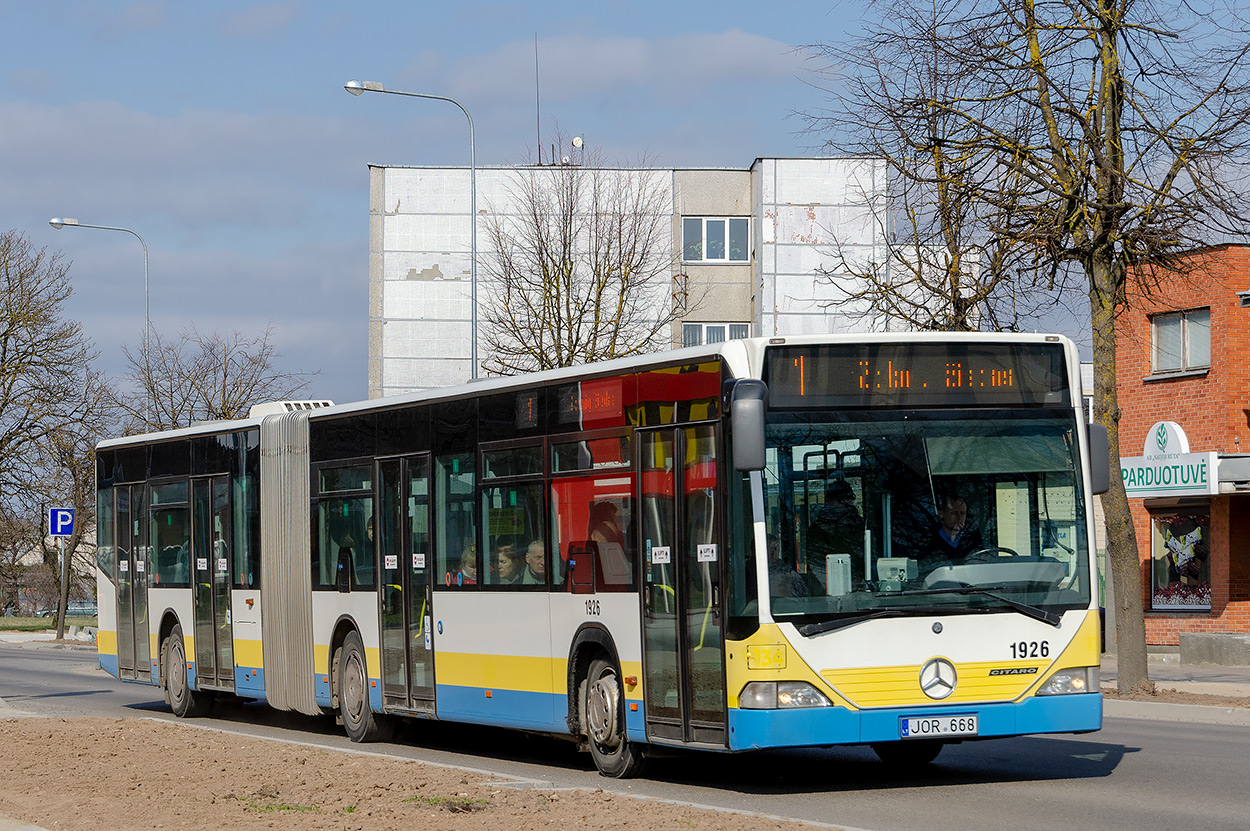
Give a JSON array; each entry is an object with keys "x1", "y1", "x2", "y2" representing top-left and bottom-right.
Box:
[{"x1": 900, "y1": 715, "x2": 978, "y2": 739}]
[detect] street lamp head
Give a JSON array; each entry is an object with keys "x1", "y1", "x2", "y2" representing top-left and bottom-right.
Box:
[
  {"x1": 345, "y1": 79, "x2": 384, "y2": 96},
  {"x1": 49, "y1": 217, "x2": 79, "y2": 230}
]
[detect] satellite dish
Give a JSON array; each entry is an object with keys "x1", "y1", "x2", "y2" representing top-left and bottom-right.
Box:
[{"x1": 572, "y1": 136, "x2": 583, "y2": 148}]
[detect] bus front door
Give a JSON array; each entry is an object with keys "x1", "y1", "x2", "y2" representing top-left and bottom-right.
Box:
[
  {"x1": 116, "y1": 484, "x2": 151, "y2": 681},
  {"x1": 378, "y1": 455, "x2": 435, "y2": 713},
  {"x1": 639, "y1": 425, "x2": 727, "y2": 746},
  {"x1": 192, "y1": 477, "x2": 235, "y2": 690}
]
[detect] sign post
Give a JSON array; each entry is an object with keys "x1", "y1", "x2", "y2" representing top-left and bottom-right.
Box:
[{"x1": 48, "y1": 508, "x2": 76, "y2": 640}]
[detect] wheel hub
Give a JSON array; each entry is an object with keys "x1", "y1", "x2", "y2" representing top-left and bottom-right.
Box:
[
  {"x1": 586, "y1": 675, "x2": 620, "y2": 748},
  {"x1": 344, "y1": 655, "x2": 366, "y2": 720}
]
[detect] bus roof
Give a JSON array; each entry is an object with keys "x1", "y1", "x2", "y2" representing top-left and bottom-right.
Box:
[{"x1": 95, "y1": 332, "x2": 1074, "y2": 450}]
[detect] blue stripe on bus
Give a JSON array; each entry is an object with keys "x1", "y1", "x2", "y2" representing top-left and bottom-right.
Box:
[
  {"x1": 235, "y1": 666, "x2": 265, "y2": 698},
  {"x1": 728, "y1": 693, "x2": 1103, "y2": 750},
  {"x1": 435, "y1": 684, "x2": 569, "y2": 732},
  {"x1": 99, "y1": 653, "x2": 119, "y2": 677}
]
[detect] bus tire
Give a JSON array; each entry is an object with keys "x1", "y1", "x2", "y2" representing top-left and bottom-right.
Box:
[
  {"x1": 163, "y1": 623, "x2": 212, "y2": 718},
  {"x1": 337, "y1": 630, "x2": 391, "y2": 742},
  {"x1": 583, "y1": 657, "x2": 645, "y2": 778},
  {"x1": 871, "y1": 740, "x2": 944, "y2": 768}
]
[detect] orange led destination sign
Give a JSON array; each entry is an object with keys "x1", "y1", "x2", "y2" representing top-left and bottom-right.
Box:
[{"x1": 766, "y1": 343, "x2": 1068, "y2": 408}]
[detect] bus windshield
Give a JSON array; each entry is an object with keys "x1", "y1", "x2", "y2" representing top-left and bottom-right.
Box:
[{"x1": 763, "y1": 409, "x2": 1091, "y2": 625}]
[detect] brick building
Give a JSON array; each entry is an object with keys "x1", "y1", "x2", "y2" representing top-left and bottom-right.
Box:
[{"x1": 1115, "y1": 244, "x2": 1250, "y2": 645}]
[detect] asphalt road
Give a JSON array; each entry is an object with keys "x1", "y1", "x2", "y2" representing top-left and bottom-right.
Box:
[{"x1": 2, "y1": 642, "x2": 1246, "y2": 831}]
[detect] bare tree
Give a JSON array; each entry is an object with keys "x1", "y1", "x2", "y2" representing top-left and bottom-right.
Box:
[
  {"x1": 0, "y1": 508, "x2": 37, "y2": 615},
  {"x1": 0, "y1": 230, "x2": 99, "y2": 495},
  {"x1": 480, "y1": 143, "x2": 684, "y2": 374},
  {"x1": 808, "y1": 0, "x2": 1250, "y2": 692},
  {"x1": 112, "y1": 324, "x2": 318, "y2": 432}
]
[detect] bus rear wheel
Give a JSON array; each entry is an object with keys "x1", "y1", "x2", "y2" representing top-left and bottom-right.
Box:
[
  {"x1": 872, "y1": 740, "x2": 944, "y2": 768},
  {"x1": 337, "y1": 630, "x2": 392, "y2": 742},
  {"x1": 163, "y1": 623, "x2": 212, "y2": 718},
  {"x1": 583, "y1": 657, "x2": 646, "y2": 778}
]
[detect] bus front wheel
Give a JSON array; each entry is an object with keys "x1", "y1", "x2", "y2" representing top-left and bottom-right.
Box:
[
  {"x1": 163, "y1": 623, "x2": 212, "y2": 718},
  {"x1": 336, "y1": 630, "x2": 392, "y2": 742},
  {"x1": 583, "y1": 657, "x2": 645, "y2": 778}
]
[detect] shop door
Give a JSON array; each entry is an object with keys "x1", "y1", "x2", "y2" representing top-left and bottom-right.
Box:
[
  {"x1": 192, "y1": 477, "x2": 235, "y2": 689},
  {"x1": 639, "y1": 425, "x2": 726, "y2": 745},
  {"x1": 379, "y1": 455, "x2": 435, "y2": 712},
  {"x1": 116, "y1": 485, "x2": 151, "y2": 681}
]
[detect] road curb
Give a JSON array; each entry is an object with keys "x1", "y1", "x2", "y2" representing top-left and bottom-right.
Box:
[
  {"x1": 0, "y1": 816, "x2": 48, "y2": 831},
  {"x1": 1103, "y1": 697, "x2": 1250, "y2": 725}
]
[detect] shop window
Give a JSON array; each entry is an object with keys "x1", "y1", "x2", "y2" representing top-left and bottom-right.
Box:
[
  {"x1": 1152, "y1": 308, "x2": 1210, "y2": 373},
  {"x1": 1150, "y1": 512, "x2": 1211, "y2": 609},
  {"x1": 682, "y1": 217, "x2": 749, "y2": 263}
]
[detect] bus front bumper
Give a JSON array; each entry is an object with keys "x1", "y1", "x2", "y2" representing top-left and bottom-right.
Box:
[{"x1": 727, "y1": 692, "x2": 1103, "y2": 751}]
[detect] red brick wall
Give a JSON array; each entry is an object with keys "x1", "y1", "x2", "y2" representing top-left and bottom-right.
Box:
[{"x1": 1117, "y1": 245, "x2": 1250, "y2": 644}]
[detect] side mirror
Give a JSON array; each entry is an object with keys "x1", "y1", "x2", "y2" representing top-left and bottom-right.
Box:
[
  {"x1": 1088, "y1": 423, "x2": 1110, "y2": 495},
  {"x1": 730, "y1": 379, "x2": 768, "y2": 471}
]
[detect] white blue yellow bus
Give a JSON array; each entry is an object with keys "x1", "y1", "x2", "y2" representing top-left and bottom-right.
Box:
[{"x1": 94, "y1": 333, "x2": 1108, "y2": 777}]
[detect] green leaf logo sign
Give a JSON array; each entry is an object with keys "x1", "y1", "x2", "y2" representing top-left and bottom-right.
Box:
[{"x1": 1156, "y1": 423, "x2": 1168, "y2": 453}]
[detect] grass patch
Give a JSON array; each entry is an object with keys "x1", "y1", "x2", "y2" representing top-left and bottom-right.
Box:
[
  {"x1": 236, "y1": 796, "x2": 320, "y2": 814},
  {"x1": 0, "y1": 617, "x2": 57, "y2": 632},
  {"x1": 403, "y1": 795, "x2": 489, "y2": 813}
]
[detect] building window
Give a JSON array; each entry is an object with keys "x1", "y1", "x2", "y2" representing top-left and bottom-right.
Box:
[
  {"x1": 682, "y1": 217, "x2": 749, "y2": 263},
  {"x1": 1152, "y1": 308, "x2": 1210, "y2": 373},
  {"x1": 1150, "y1": 512, "x2": 1210, "y2": 609},
  {"x1": 682, "y1": 322, "x2": 750, "y2": 348}
]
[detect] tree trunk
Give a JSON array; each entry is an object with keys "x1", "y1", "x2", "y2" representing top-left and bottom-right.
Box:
[{"x1": 1089, "y1": 256, "x2": 1152, "y2": 693}]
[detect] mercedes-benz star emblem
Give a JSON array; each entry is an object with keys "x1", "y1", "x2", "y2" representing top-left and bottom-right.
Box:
[{"x1": 919, "y1": 657, "x2": 958, "y2": 700}]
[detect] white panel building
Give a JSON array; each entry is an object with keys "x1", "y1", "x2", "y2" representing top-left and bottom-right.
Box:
[{"x1": 369, "y1": 157, "x2": 889, "y2": 397}]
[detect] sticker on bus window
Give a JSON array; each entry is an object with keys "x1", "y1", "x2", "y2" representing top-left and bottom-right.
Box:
[
  {"x1": 384, "y1": 555, "x2": 398, "y2": 570},
  {"x1": 197, "y1": 558, "x2": 208, "y2": 571},
  {"x1": 651, "y1": 546, "x2": 671, "y2": 564},
  {"x1": 697, "y1": 544, "x2": 718, "y2": 563},
  {"x1": 119, "y1": 560, "x2": 129, "y2": 573},
  {"x1": 414, "y1": 552, "x2": 425, "y2": 569},
  {"x1": 135, "y1": 561, "x2": 145, "y2": 573},
  {"x1": 425, "y1": 616, "x2": 432, "y2": 649},
  {"x1": 217, "y1": 558, "x2": 228, "y2": 572}
]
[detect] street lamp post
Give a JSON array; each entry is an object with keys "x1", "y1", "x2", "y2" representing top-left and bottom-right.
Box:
[
  {"x1": 49, "y1": 217, "x2": 152, "y2": 421},
  {"x1": 345, "y1": 79, "x2": 478, "y2": 381}
]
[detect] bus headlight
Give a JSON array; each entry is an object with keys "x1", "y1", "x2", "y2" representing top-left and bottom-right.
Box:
[
  {"x1": 739, "y1": 681, "x2": 832, "y2": 709},
  {"x1": 1036, "y1": 666, "x2": 1100, "y2": 695}
]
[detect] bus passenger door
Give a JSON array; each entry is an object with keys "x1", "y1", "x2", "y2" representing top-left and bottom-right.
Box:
[
  {"x1": 116, "y1": 484, "x2": 151, "y2": 681},
  {"x1": 379, "y1": 455, "x2": 435, "y2": 713},
  {"x1": 192, "y1": 477, "x2": 235, "y2": 690},
  {"x1": 639, "y1": 425, "x2": 727, "y2": 746}
]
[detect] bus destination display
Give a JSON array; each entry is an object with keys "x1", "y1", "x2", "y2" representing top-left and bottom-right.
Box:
[{"x1": 765, "y1": 342, "x2": 1069, "y2": 408}]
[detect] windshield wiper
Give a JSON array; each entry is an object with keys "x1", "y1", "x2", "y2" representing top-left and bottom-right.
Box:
[
  {"x1": 895, "y1": 585, "x2": 1062, "y2": 627},
  {"x1": 797, "y1": 609, "x2": 906, "y2": 637}
]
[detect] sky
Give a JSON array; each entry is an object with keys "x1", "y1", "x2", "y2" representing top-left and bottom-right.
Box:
[{"x1": 1, "y1": 1, "x2": 863, "y2": 406}]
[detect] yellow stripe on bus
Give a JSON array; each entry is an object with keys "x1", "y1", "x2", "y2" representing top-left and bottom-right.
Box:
[
  {"x1": 233, "y1": 638, "x2": 263, "y2": 669},
  {"x1": 436, "y1": 652, "x2": 643, "y2": 699},
  {"x1": 97, "y1": 629, "x2": 117, "y2": 656}
]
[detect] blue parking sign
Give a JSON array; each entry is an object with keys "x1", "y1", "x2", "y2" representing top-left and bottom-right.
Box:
[{"x1": 48, "y1": 508, "x2": 75, "y2": 537}]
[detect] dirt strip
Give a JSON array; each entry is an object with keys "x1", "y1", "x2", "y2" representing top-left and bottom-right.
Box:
[{"x1": 0, "y1": 718, "x2": 824, "y2": 831}]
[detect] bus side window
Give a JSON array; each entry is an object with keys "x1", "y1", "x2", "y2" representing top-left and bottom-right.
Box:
[
  {"x1": 551, "y1": 474, "x2": 635, "y2": 592},
  {"x1": 435, "y1": 453, "x2": 476, "y2": 589}
]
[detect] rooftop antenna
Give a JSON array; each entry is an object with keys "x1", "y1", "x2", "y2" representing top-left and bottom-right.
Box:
[{"x1": 534, "y1": 32, "x2": 542, "y2": 165}]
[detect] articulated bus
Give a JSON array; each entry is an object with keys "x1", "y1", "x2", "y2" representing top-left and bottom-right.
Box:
[{"x1": 95, "y1": 333, "x2": 1108, "y2": 777}]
